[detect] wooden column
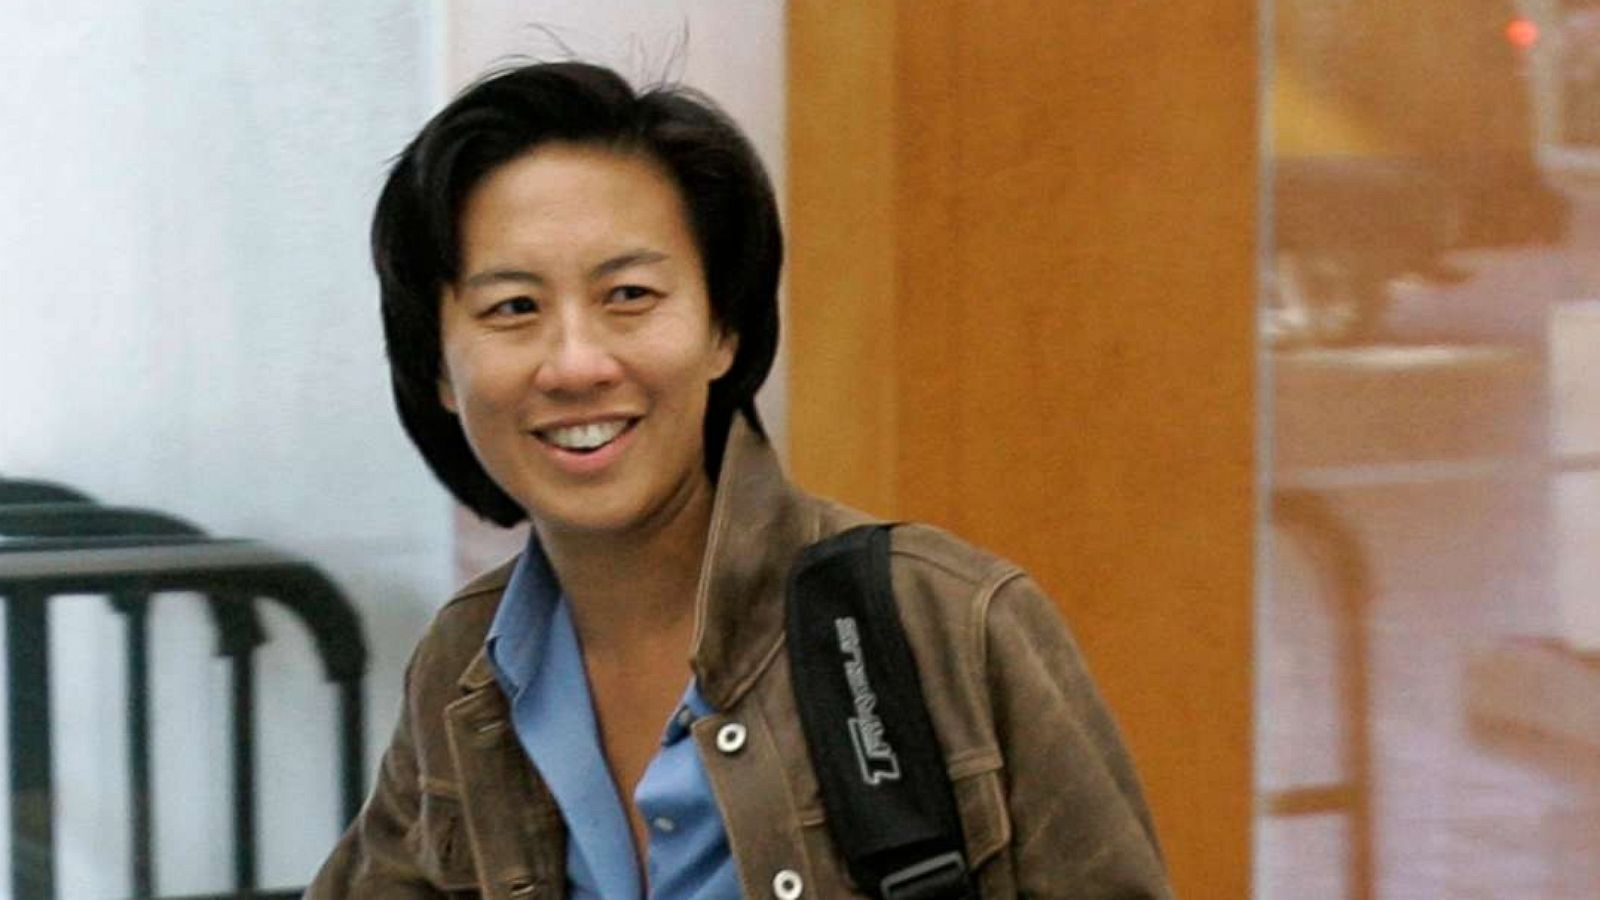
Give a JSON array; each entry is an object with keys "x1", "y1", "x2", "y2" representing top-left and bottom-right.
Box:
[{"x1": 788, "y1": 3, "x2": 1258, "y2": 896}]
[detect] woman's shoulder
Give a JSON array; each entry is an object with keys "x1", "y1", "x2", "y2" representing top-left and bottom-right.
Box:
[
  {"x1": 801, "y1": 492, "x2": 1033, "y2": 616},
  {"x1": 405, "y1": 554, "x2": 519, "y2": 690},
  {"x1": 439, "y1": 554, "x2": 517, "y2": 631},
  {"x1": 805, "y1": 494, "x2": 1021, "y2": 584},
  {"x1": 888, "y1": 522, "x2": 1025, "y2": 591},
  {"x1": 802, "y1": 497, "x2": 1041, "y2": 657}
]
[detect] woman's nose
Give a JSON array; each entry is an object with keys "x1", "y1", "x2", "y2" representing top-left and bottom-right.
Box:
[{"x1": 533, "y1": 310, "x2": 623, "y2": 395}]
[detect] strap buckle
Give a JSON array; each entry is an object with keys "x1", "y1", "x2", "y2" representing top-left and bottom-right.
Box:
[{"x1": 880, "y1": 851, "x2": 970, "y2": 900}]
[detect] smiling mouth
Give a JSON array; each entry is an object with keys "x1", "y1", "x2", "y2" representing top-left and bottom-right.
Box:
[{"x1": 532, "y1": 418, "x2": 638, "y2": 454}]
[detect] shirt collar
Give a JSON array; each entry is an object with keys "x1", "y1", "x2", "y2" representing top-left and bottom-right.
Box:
[{"x1": 484, "y1": 532, "x2": 561, "y2": 697}]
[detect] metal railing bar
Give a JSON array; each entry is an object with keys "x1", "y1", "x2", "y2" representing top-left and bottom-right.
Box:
[
  {"x1": 0, "y1": 505, "x2": 203, "y2": 539},
  {"x1": 231, "y1": 636, "x2": 257, "y2": 894},
  {"x1": 1269, "y1": 490, "x2": 1374, "y2": 900},
  {"x1": 0, "y1": 480, "x2": 92, "y2": 506},
  {"x1": 107, "y1": 595, "x2": 156, "y2": 897},
  {"x1": 338, "y1": 680, "x2": 366, "y2": 824},
  {"x1": 7, "y1": 590, "x2": 54, "y2": 900},
  {"x1": 0, "y1": 542, "x2": 365, "y2": 682},
  {"x1": 0, "y1": 534, "x2": 220, "y2": 552},
  {"x1": 209, "y1": 588, "x2": 263, "y2": 896}
]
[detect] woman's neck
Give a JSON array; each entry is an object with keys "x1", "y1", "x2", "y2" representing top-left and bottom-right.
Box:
[{"x1": 535, "y1": 474, "x2": 716, "y2": 662}]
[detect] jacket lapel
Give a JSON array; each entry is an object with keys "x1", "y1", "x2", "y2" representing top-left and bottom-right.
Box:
[
  {"x1": 445, "y1": 650, "x2": 567, "y2": 898},
  {"x1": 689, "y1": 418, "x2": 825, "y2": 711}
]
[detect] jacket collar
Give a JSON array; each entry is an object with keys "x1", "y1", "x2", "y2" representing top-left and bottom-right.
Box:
[
  {"x1": 454, "y1": 416, "x2": 823, "y2": 711},
  {"x1": 688, "y1": 416, "x2": 822, "y2": 709}
]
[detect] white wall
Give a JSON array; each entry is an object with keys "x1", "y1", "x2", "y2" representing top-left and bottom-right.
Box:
[{"x1": 0, "y1": 2, "x2": 447, "y2": 895}]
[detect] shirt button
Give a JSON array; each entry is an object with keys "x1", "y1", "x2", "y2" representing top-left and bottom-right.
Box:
[
  {"x1": 715, "y1": 722, "x2": 748, "y2": 754},
  {"x1": 772, "y1": 869, "x2": 804, "y2": 899},
  {"x1": 652, "y1": 816, "x2": 677, "y2": 833},
  {"x1": 674, "y1": 706, "x2": 694, "y2": 729}
]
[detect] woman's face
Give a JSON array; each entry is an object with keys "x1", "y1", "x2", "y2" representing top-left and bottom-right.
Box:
[{"x1": 437, "y1": 144, "x2": 736, "y2": 538}]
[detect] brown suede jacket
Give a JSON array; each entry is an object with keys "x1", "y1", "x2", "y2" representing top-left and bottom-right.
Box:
[{"x1": 306, "y1": 420, "x2": 1172, "y2": 899}]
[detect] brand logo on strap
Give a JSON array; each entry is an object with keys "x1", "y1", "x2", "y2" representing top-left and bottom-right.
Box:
[{"x1": 835, "y1": 617, "x2": 903, "y2": 785}]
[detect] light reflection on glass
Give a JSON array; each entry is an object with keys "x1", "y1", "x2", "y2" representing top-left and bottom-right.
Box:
[{"x1": 1261, "y1": 1, "x2": 1600, "y2": 896}]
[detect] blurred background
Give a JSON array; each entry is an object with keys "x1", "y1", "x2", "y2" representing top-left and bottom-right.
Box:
[
  {"x1": 1260, "y1": 1, "x2": 1600, "y2": 896},
  {"x1": 1, "y1": 0, "x2": 1597, "y2": 897}
]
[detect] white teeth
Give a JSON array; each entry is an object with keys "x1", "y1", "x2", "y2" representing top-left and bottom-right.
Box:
[{"x1": 541, "y1": 419, "x2": 629, "y2": 451}]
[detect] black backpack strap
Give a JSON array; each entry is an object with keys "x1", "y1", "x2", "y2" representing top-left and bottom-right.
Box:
[{"x1": 786, "y1": 524, "x2": 976, "y2": 900}]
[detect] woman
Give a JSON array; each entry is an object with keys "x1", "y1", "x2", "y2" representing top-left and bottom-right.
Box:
[{"x1": 310, "y1": 61, "x2": 1170, "y2": 899}]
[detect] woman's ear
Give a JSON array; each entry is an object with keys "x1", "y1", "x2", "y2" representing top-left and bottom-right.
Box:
[
  {"x1": 711, "y1": 329, "x2": 739, "y2": 381},
  {"x1": 437, "y1": 371, "x2": 459, "y2": 414},
  {"x1": 437, "y1": 286, "x2": 462, "y2": 414}
]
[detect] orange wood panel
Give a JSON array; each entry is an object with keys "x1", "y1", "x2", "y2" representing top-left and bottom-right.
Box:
[
  {"x1": 789, "y1": 2, "x2": 1258, "y2": 896},
  {"x1": 785, "y1": 2, "x2": 899, "y2": 515}
]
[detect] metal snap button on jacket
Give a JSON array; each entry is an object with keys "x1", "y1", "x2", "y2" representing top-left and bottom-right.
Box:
[
  {"x1": 715, "y1": 721, "x2": 747, "y2": 754},
  {"x1": 772, "y1": 868, "x2": 803, "y2": 899}
]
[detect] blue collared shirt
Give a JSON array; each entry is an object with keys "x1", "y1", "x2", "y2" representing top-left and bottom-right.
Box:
[{"x1": 484, "y1": 539, "x2": 741, "y2": 899}]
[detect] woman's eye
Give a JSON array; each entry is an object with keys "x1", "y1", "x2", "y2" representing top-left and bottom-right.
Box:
[
  {"x1": 609, "y1": 285, "x2": 658, "y2": 304},
  {"x1": 488, "y1": 296, "x2": 538, "y2": 317}
]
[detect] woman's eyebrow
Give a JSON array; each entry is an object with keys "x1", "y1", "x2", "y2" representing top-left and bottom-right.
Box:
[
  {"x1": 589, "y1": 249, "x2": 669, "y2": 280},
  {"x1": 459, "y1": 250, "x2": 669, "y2": 290},
  {"x1": 460, "y1": 268, "x2": 544, "y2": 290}
]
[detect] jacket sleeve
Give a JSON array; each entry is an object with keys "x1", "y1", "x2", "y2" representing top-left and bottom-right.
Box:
[
  {"x1": 982, "y1": 571, "x2": 1173, "y2": 899},
  {"x1": 304, "y1": 659, "x2": 448, "y2": 899}
]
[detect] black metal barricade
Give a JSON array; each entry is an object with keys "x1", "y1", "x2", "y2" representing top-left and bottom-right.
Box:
[
  {"x1": 0, "y1": 479, "x2": 93, "y2": 506},
  {"x1": 0, "y1": 501, "x2": 365, "y2": 899},
  {"x1": 0, "y1": 504, "x2": 260, "y2": 897}
]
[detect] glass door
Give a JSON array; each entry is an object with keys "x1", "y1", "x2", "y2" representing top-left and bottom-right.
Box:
[{"x1": 1260, "y1": 1, "x2": 1600, "y2": 896}]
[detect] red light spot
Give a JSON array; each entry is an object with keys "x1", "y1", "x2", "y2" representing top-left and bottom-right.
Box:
[{"x1": 1507, "y1": 18, "x2": 1540, "y2": 50}]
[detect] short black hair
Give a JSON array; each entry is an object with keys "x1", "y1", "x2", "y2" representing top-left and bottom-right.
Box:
[{"x1": 373, "y1": 61, "x2": 782, "y2": 526}]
